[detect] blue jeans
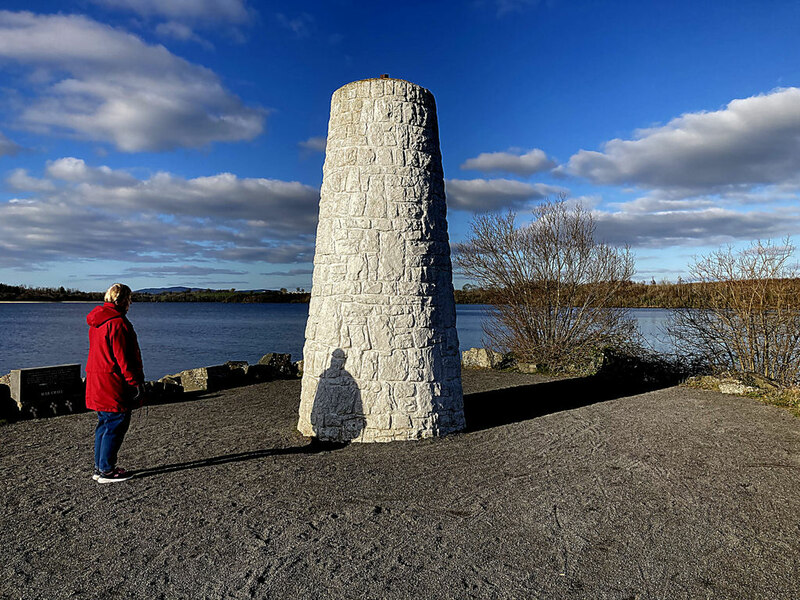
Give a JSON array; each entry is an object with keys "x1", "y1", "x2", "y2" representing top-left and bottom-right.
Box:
[{"x1": 94, "y1": 411, "x2": 131, "y2": 473}]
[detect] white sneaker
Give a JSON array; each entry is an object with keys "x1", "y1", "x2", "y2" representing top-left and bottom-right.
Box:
[{"x1": 97, "y1": 467, "x2": 132, "y2": 484}]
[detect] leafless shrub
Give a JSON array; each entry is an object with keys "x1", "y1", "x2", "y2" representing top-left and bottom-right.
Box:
[
  {"x1": 667, "y1": 239, "x2": 800, "y2": 385},
  {"x1": 455, "y1": 197, "x2": 638, "y2": 371}
]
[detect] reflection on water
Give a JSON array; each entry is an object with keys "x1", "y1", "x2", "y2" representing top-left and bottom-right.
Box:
[
  {"x1": 453, "y1": 306, "x2": 676, "y2": 355},
  {"x1": 632, "y1": 308, "x2": 676, "y2": 353},
  {"x1": 0, "y1": 303, "x2": 676, "y2": 380}
]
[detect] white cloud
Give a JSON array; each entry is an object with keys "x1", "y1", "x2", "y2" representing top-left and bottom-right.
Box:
[
  {"x1": 558, "y1": 88, "x2": 800, "y2": 252},
  {"x1": 460, "y1": 148, "x2": 555, "y2": 176},
  {"x1": 299, "y1": 136, "x2": 327, "y2": 153},
  {"x1": 607, "y1": 195, "x2": 716, "y2": 214},
  {"x1": 155, "y1": 21, "x2": 194, "y2": 39},
  {"x1": 445, "y1": 178, "x2": 566, "y2": 212},
  {"x1": 565, "y1": 87, "x2": 800, "y2": 194},
  {"x1": 0, "y1": 158, "x2": 320, "y2": 269},
  {"x1": 261, "y1": 268, "x2": 314, "y2": 276},
  {"x1": 0, "y1": 201, "x2": 171, "y2": 267},
  {"x1": 91, "y1": 0, "x2": 250, "y2": 23},
  {"x1": 88, "y1": 171, "x2": 321, "y2": 236},
  {"x1": 593, "y1": 207, "x2": 800, "y2": 248},
  {"x1": 0, "y1": 132, "x2": 20, "y2": 156},
  {"x1": 276, "y1": 13, "x2": 314, "y2": 37},
  {"x1": 217, "y1": 243, "x2": 316, "y2": 264},
  {"x1": 122, "y1": 265, "x2": 247, "y2": 277},
  {"x1": 564, "y1": 195, "x2": 603, "y2": 210},
  {"x1": 154, "y1": 21, "x2": 214, "y2": 48},
  {"x1": 45, "y1": 157, "x2": 137, "y2": 187},
  {"x1": 6, "y1": 169, "x2": 56, "y2": 192},
  {"x1": 0, "y1": 11, "x2": 264, "y2": 152}
]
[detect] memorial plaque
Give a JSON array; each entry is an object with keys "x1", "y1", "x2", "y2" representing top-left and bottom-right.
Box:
[{"x1": 9, "y1": 364, "x2": 83, "y2": 418}]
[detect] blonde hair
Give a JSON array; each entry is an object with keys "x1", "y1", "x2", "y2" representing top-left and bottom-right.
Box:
[{"x1": 104, "y1": 283, "x2": 132, "y2": 305}]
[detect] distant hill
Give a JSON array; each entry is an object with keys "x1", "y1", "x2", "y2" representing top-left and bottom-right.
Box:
[
  {"x1": 135, "y1": 287, "x2": 271, "y2": 295},
  {"x1": 131, "y1": 288, "x2": 309, "y2": 303},
  {"x1": 134, "y1": 286, "x2": 204, "y2": 294},
  {"x1": 0, "y1": 283, "x2": 307, "y2": 303}
]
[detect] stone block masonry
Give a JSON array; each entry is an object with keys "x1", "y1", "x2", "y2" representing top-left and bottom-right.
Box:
[{"x1": 298, "y1": 77, "x2": 465, "y2": 442}]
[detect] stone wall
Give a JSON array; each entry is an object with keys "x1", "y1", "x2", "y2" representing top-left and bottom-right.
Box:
[{"x1": 298, "y1": 77, "x2": 465, "y2": 443}]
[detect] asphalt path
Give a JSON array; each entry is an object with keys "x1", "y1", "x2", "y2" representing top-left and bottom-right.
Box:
[{"x1": 1, "y1": 370, "x2": 799, "y2": 599}]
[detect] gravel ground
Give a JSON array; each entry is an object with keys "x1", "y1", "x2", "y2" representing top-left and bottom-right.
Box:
[{"x1": 1, "y1": 370, "x2": 799, "y2": 599}]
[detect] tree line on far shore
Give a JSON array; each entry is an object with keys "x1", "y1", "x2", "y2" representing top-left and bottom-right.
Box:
[
  {"x1": 0, "y1": 284, "x2": 310, "y2": 304},
  {"x1": 455, "y1": 278, "x2": 800, "y2": 308},
  {"x1": 4, "y1": 277, "x2": 800, "y2": 310},
  {"x1": 0, "y1": 284, "x2": 100, "y2": 302}
]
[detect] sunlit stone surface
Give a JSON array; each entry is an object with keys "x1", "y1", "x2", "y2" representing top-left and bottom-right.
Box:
[{"x1": 298, "y1": 77, "x2": 465, "y2": 442}]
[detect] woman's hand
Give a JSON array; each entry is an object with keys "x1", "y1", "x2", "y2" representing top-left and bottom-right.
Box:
[{"x1": 131, "y1": 384, "x2": 147, "y2": 407}]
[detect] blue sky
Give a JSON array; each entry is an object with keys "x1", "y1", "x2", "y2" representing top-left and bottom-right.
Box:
[{"x1": 1, "y1": 0, "x2": 799, "y2": 291}]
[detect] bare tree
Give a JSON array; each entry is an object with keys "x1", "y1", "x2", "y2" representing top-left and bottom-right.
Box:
[
  {"x1": 668, "y1": 239, "x2": 800, "y2": 385},
  {"x1": 456, "y1": 198, "x2": 637, "y2": 370}
]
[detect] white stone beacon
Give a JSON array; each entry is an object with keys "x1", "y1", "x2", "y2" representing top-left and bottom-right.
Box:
[{"x1": 298, "y1": 76, "x2": 465, "y2": 443}]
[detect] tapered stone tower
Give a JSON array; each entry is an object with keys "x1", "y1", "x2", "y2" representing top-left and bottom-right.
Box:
[{"x1": 298, "y1": 77, "x2": 465, "y2": 443}]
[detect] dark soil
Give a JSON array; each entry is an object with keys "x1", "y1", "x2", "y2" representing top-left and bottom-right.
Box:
[{"x1": 2, "y1": 370, "x2": 799, "y2": 599}]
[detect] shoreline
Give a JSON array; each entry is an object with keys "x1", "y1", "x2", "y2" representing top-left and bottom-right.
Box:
[
  {"x1": 0, "y1": 300, "x2": 96, "y2": 304},
  {"x1": 0, "y1": 300, "x2": 676, "y2": 310}
]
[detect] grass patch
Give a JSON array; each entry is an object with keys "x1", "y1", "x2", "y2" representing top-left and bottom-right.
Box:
[
  {"x1": 753, "y1": 387, "x2": 800, "y2": 418},
  {"x1": 686, "y1": 374, "x2": 800, "y2": 418}
]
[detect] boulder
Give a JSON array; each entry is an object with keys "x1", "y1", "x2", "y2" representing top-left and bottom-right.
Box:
[
  {"x1": 162, "y1": 381, "x2": 183, "y2": 396},
  {"x1": 516, "y1": 362, "x2": 539, "y2": 374},
  {"x1": 225, "y1": 360, "x2": 249, "y2": 371},
  {"x1": 147, "y1": 380, "x2": 183, "y2": 400},
  {"x1": 718, "y1": 379, "x2": 757, "y2": 395},
  {"x1": 461, "y1": 348, "x2": 505, "y2": 369},
  {"x1": 242, "y1": 364, "x2": 275, "y2": 383},
  {"x1": 741, "y1": 372, "x2": 780, "y2": 392},
  {"x1": 158, "y1": 373, "x2": 182, "y2": 386},
  {"x1": 224, "y1": 361, "x2": 250, "y2": 386},
  {"x1": 258, "y1": 353, "x2": 296, "y2": 378},
  {"x1": 180, "y1": 365, "x2": 230, "y2": 392},
  {"x1": 689, "y1": 373, "x2": 780, "y2": 396}
]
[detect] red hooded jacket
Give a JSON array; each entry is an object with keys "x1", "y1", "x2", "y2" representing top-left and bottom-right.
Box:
[{"x1": 85, "y1": 302, "x2": 145, "y2": 412}]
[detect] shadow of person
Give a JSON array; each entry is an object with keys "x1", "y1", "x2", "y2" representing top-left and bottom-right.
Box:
[
  {"x1": 309, "y1": 348, "x2": 364, "y2": 443},
  {"x1": 130, "y1": 444, "x2": 327, "y2": 479}
]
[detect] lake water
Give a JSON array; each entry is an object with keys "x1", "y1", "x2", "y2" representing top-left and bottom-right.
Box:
[{"x1": 0, "y1": 303, "x2": 674, "y2": 381}]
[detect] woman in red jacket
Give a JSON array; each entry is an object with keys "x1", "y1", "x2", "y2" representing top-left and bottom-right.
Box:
[{"x1": 86, "y1": 283, "x2": 145, "y2": 484}]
